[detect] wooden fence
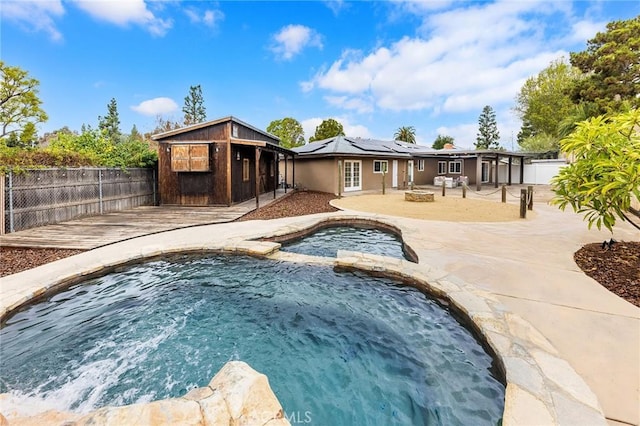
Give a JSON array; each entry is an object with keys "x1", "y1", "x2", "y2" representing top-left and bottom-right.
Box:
[{"x1": 2, "y1": 168, "x2": 156, "y2": 233}]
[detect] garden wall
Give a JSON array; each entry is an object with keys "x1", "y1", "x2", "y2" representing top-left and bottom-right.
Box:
[{"x1": 1, "y1": 168, "x2": 156, "y2": 233}]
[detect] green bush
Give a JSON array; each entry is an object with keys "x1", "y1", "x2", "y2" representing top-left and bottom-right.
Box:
[{"x1": 1, "y1": 129, "x2": 157, "y2": 173}]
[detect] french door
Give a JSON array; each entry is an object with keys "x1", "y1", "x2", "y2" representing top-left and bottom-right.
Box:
[
  {"x1": 344, "y1": 160, "x2": 362, "y2": 191},
  {"x1": 481, "y1": 162, "x2": 490, "y2": 183}
]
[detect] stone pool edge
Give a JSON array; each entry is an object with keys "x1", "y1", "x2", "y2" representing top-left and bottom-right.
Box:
[{"x1": 0, "y1": 214, "x2": 607, "y2": 425}]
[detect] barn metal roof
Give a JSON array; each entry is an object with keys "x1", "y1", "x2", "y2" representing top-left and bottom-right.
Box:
[{"x1": 151, "y1": 116, "x2": 279, "y2": 142}]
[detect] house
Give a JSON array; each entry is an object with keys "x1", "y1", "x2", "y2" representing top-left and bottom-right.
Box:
[
  {"x1": 283, "y1": 136, "x2": 528, "y2": 194},
  {"x1": 412, "y1": 147, "x2": 528, "y2": 190},
  {"x1": 152, "y1": 116, "x2": 296, "y2": 206},
  {"x1": 282, "y1": 136, "x2": 427, "y2": 194}
]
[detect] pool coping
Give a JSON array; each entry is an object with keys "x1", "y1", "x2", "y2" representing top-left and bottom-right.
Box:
[{"x1": 0, "y1": 214, "x2": 608, "y2": 425}]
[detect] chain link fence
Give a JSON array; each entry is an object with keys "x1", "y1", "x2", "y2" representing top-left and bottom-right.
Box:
[{"x1": 1, "y1": 168, "x2": 156, "y2": 234}]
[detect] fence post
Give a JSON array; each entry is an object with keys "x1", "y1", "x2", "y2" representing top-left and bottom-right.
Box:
[
  {"x1": 501, "y1": 185, "x2": 506, "y2": 203},
  {"x1": 527, "y1": 185, "x2": 534, "y2": 210},
  {"x1": 152, "y1": 169, "x2": 157, "y2": 205},
  {"x1": 8, "y1": 170, "x2": 14, "y2": 233},
  {"x1": 442, "y1": 179, "x2": 446, "y2": 197},
  {"x1": 98, "y1": 169, "x2": 104, "y2": 214},
  {"x1": 462, "y1": 183, "x2": 466, "y2": 199},
  {"x1": 520, "y1": 189, "x2": 527, "y2": 219},
  {"x1": 0, "y1": 173, "x2": 4, "y2": 235}
]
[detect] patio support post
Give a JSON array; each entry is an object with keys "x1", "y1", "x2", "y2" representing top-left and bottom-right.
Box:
[
  {"x1": 476, "y1": 154, "x2": 482, "y2": 191},
  {"x1": 520, "y1": 158, "x2": 525, "y2": 184},
  {"x1": 284, "y1": 155, "x2": 288, "y2": 194},
  {"x1": 494, "y1": 155, "x2": 499, "y2": 189},
  {"x1": 292, "y1": 156, "x2": 295, "y2": 190},
  {"x1": 273, "y1": 155, "x2": 277, "y2": 199},
  {"x1": 508, "y1": 156, "x2": 513, "y2": 185},
  {"x1": 338, "y1": 159, "x2": 342, "y2": 198},
  {"x1": 255, "y1": 148, "x2": 260, "y2": 209}
]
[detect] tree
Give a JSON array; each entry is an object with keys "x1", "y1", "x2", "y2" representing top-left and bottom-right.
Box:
[
  {"x1": 183, "y1": 85, "x2": 206, "y2": 126},
  {"x1": 551, "y1": 109, "x2": 640, "y2": 232},
  {"x1": 432, "y1": 134, "x2": 454, "y2": 149},
  {"x1": 267, "y1": 117, "x2": 305, "y2": 148},
  {"x1": 152, "y1": 115, "x2": 182, "y2": 134},
  {"x1": 0, "y1": 61, "x2": 48, "y2": 139},
  {"x1": 309, "y1": 118, "x2": 345, "y2": 142},
  {"x1": 514, "y1": 58, "x2": 581, "y2": 141},
  {"x1": 518, "y1": 132, "x2": 559, "y2": 153},
  {"x1": 98, "y1": 98, "x2": 121, "y2": 143},
  {"x1": 129, "y1": 124, "x2": 143, "y2": 142},
  {"x1": 569, "y1": 17, "x2": 640, "y2": 114},
  {"x1": 394, "y1": 126, "x2": 416, "y2": 143},
  {"x1": 516, "y1": 118, "x2": 535, "y2": 146},
  {"x1": 476, "y1": 105, "x2": 500, "y2": 149},
  {"x1": 556, "y1": 102, "x2": 600, "y2": 139}
]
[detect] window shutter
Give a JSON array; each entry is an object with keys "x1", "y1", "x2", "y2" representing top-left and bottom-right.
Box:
[
  {"x1": 171, "y1": 145, "x2": 190, "y2": 172},
  {"x1": 189, "y1": 144, "x2": 209, "y2": 171}
]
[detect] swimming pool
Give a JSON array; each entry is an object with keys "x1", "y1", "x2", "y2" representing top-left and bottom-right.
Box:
[{"x1": 0, "y1": 255, "x2": 504, "y2": 425}]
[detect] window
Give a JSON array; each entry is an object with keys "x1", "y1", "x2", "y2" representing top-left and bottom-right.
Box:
[
  {"x1": 242, "y1": 158, "x2": 250, "y2": 181},
  {"x1": 417, "y1": 159, "x2": 425, "y2": 171},
  {"x1": 438, "y1": 161, "x2": 447, "y2": 175},
  {"x1": 373, "y1": 160, "x2": 388, "y2": 174},
  {"x1": 232, "y1": 124, "x2": 239, "y2": 138},
  {"x1": 448, "y1": 160, "x2": 462, "y2": 174}
]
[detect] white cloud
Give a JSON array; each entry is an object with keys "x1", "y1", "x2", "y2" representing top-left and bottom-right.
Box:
[
  {"x1": 271, "y1": 24, "x2": 323, "y2": 60},
  {"x1": 131, "y1": 97, "x2": 178, "y2": 116},
  {"x1": 301, "y1": 116, "x2": 372, "y2": 141},
  {"x1": 565, "y1": 19, "x2": 607, "y2": 45},
  {"x1": 324, "y1": 0, "x2": 348, "y2": 15},
  {"x1": 436, "y1": 107, "x2": 522, "y2": 150},
  {"x1": 435, "y1": 123, "x2": 478, "y2": 149},
  {"x1": 72, "y1": 0, "x2": 173, "y2": 36},
  {"x1": 324, "y1": 95, "x2": 374, "y2": 114},
  {"x1": 185, "y1": 7, "x2": 224, "y2": 28},
  {"x1": 1, "y1": 0, "x2": 65, "y2": 41},
  {"x1": 303, "y1": 1, "x2": 579, "y2": 116}
]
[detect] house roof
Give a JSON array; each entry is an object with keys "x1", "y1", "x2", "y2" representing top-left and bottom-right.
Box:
[
  {"x1": 293, "y1": 136, "x2": 433, "y2": 158},
  {"x1": 413, "y1": 148, "x2": 530, "y2": 159},
  {"x1": 293, "y1": 136, "x2": 530, "y2": 159},
  {"x1": 151, "y1": 116, "x2": 279, "y2": 142}
]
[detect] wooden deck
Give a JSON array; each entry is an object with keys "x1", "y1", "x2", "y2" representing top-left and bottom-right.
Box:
[{"x1": 0, "y1": 190, "x2": 290, "y2": 250}]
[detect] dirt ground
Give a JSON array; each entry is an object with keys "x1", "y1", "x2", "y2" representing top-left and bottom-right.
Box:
[
  {"x1": 2, "y1": 190, "x2": 638, "y2": 308},
  {"x1": 331, "y1": 192, "x2": 527, "y2": 222}
]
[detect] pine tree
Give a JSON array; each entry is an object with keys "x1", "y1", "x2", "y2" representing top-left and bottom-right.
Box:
[
  {"x1": 475, "y1": 105, "x2": 500, "y2": 149},
  {"x1": 183, "y1": 85, "x2": 207, "y2": 126},
  {"x1": 98, "y1": 98, "x2": 121, "y2": 143},
  {"x1": 517, "y1": 118, "x2": 535, "y2": 147},
  {"x1": 130, "y1": 124, "x2": 143, "y2": 141}
]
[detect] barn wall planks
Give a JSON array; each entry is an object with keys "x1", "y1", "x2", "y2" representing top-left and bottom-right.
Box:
[{"x1": 3, "y1": 168, "x2": 155, "y2": 233}]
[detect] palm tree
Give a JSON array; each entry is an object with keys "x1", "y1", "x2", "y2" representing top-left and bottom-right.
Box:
[
  {"x1": 394, "y1": 126, "x2": 416, "y2": 143},
  {"x1": 557, "y1": 102, "x2": 599, "y2": 138}
]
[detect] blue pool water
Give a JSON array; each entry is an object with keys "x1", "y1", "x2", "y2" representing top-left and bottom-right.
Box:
[
  {"x1": 281, "y1": 226, "x2": 409, "y2": 260},
  {"x1": 0, "y1": 255, "x2": 504, "y2": 425}
]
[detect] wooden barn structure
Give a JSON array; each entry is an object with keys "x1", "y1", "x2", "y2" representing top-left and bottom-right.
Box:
[{"x1": 152, "y1": 116, "x2": 296, "y2": 206}]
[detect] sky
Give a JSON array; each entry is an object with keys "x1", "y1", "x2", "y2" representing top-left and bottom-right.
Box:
[{"x1": 2, "y1": 0, "x2": 638, "y2": 149}]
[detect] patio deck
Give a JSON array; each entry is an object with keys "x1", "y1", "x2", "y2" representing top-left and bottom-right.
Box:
[{"x1": 0, "y1": 189, "x2": 290, "y2": 250}]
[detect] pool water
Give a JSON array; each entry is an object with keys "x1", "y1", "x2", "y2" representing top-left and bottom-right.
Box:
[
  {"x1": 281, "y1": 226, "x2": 409, "y2": 260},
  {"x1": 0, "y1": 255, "x2": 504, "y2": 425}
]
